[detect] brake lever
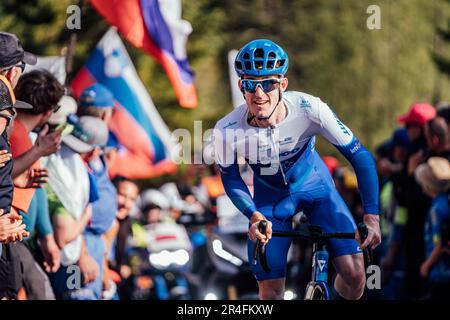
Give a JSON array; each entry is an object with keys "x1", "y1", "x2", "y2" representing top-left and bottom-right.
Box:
[
  {"x1": 252, "y1": 220, "x2": 271, "y2": 273},
  {"x1": 357, "y1": 223, "x2": 373, "y2": 267}
]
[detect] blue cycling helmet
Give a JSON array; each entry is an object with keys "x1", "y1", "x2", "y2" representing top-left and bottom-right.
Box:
[{"x1": 234, "y1": 39, "x2": 289, "y2": 77}]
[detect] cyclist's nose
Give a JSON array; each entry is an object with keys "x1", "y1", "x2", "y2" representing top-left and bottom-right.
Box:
[{"x1": 254, "y1": 85, "x2": 265, "y2": 97}]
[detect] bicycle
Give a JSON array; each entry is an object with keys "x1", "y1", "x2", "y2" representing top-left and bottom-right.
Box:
[{"x1": 253, "y1": 218, "x2": 372, "y2": 300}]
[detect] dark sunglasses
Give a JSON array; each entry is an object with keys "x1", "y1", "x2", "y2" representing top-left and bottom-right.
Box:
[
  {"x1": 15, "y1": 62, "x2": 26, "y2": 72},
  {"x1": 0, "y1": 108, "x2": 17, "y2": 127},
  {"x1": 241, "y1": 78, "x2": 281, "y2": 93},
  {"x1": 53, "y1": 104, "x2": 61, "y2": 113}
]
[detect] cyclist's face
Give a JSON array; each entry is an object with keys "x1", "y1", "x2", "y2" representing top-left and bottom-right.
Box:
[{"x1": 240, "y1": 75, "x2": 288, "y2": 118}]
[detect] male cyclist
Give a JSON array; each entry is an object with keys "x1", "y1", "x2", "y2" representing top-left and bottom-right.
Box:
[{"x1": 213, "y1": 39, "x2": 381, "y2": 300}]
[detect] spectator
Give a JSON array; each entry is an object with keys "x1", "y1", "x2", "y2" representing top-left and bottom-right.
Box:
[
  {"x1": 414, "y1": 157, "x2": 450, "y2": 299},
  {"x1": 77, "y1": 85, "x2": 118, "y2": 299},
  {"x1": 102, "y1": 177, "x2": 140, "y2": 298},
  {"x1": 436, "y1": 101, "x2": 450, "y2": 126},
  {"x1": 77, "y1": 83, "x2": 114, "y2": 125},
  {"x1": 378, "y1": 129, "x2": 411, "y2": 299},
  {"x1": 140, "y1": 189, "x2": 171, "y2": 225},
  {"x1": 48, "y1": 115, "x2": 109, "y2": 299},
  {"x1": 424, "y1": 117, "x2": 450, "y2": 160},
  {"x1": 0, "y1": 32, "x2": 37, "y2": 299},
  {"x1": 108, "y1": 176, "x2": 139, "y2": 273},
  {"x1": 7, "y1": 69, "x2": 65, "y2": 299},
  {"x1": 397, "y1": 102, "x2": 436, "y2": 298}
]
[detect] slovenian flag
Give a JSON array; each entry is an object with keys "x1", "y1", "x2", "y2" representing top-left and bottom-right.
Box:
[
  {"x1": 89, "y1": 0, "x2": 197, "y2": 108},
  {"x1": 71, "y1": 28, "x2": 177, "y2": 179}
]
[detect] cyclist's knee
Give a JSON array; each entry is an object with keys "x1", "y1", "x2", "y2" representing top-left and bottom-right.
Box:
[
  {"x1": 345, "y1": 268, "x2": 366, "y2": 290},
  {"x1": 335, "y1": 254, "x2": 366, "y2": 292},
  {"x1": 258, "y1": 279, "x2": 284, "y2": 300}
]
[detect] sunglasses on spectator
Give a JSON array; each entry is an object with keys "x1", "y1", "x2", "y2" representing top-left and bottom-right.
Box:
[
  {"x1": 53, "y1": 104, "x2": 61, "y2": 113},
  {"x1": 0, "y1": 108, "x2": 17, "y2": 127},
  {"x1": 240, "y1": 78, "x2": 281, "y2": 93},
  {"x1": 15, "y1": 62, "x2": 26, "y2": 72}
]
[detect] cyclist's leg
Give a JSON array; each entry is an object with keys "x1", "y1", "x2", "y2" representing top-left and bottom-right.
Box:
[
  {"x1": 249, "y1": 184, "x2": 294, "y2": 300},
  {"x1": 333, "y1": 254, "x2": 365, "y2": 299},
  {"x1": 257, "y1": 278, "x2": 285, "y2": 300},
  {"x1": 246, "y1": 218, "x2": 292, "y2": 300},
  {"x1": 305, "y1": 157, "x2": 365, "y2": 299}
]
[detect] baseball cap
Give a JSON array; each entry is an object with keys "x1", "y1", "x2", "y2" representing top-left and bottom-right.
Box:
[
  {"x1": 48, "y1": 95, "x2": 78, "y2": 125},
  {"x1": 79, "y1": 83, "x2": 114, "y2": 108},
  {"x1": 398, "y1": 102, "x2": 436, "y2": 127},
  {"x1": 62, "y1": 115, "x2": 109, "y2": 154},
  {"x1": 0, "y1": 32, "x2": 37, "y2": 69},
  {"x1": 0, "y1": 74, "x2": 33, "y2": 111},
  {"x1": 415, "y1": 157, "x2": 450, "y2": 192},
  {"x1": 389, "y1": 128, "x2": 410, "y2": 148}
]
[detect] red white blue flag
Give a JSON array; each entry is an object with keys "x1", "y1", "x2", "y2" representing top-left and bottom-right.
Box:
[
  {"x1": 89, "y1": 0, "x2": 197, "y2": 108},
  {"x1": 71, "y1": 28, "x2": 177, "y2": 179}
]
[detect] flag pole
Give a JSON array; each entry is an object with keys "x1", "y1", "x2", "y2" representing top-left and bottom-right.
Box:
[{"x1": 65, "y1": 0, "x2": 85, "y2": 86}]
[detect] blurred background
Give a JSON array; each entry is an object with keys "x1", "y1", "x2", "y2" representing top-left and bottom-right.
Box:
[{"x1": 2, "y1": 0, "x2": 450, "y2": 300}]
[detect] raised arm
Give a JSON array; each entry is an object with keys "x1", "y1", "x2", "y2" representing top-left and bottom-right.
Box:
[{"x1": 310, "y1": 97, "x2": 379, "y2": 214}]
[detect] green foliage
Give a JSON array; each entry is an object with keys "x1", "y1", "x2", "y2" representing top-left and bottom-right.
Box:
[{"x1": 2, "y1": 0, "x2": 450, "y2": 169}]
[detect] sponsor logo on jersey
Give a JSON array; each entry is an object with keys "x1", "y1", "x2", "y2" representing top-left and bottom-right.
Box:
[
  {"x1": 223, "y1": 121, "x2": 237, "y2": 129},
  {"x1": 300, "y1": 97, "x2": 311, "y2": 108},
  {"x1": 332, "y1": 112, "x2": 351, "y2": 136},
  {"x1": 350, "y1": 141, "x2": 361, "y2": 154},
  {"x1": 279, "y1": 136, "x2": 293, "y2": 145}
]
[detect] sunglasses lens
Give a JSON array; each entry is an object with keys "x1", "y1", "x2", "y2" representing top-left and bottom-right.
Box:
[
  {"x1": 242, "y1": 79, "x2": 279, "y2": 93},
  {"x1": 261, "y1": 79, "x2": 278, "y2": 92}
]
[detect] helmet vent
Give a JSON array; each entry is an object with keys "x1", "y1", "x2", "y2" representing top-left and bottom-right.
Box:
[
  {"x1": 276, "y1": 59, "x2": 286, "y2": 68},
  {"x1": 235, "y1": 61, "x2": 242, "y2": 70},
  {"x1": 254, "y1": 60, "x2": 264, "y2": 70},
  {"x1": 243, "y1": 52, "x2": 250, "y2": 60},
  {"x1": 254, "y1": 48, "x2": 264, "y2": 59},
  {"x1": 244, "y1": 61, "x2": 251, "y2": 70},
  {"x1": 266, "y1": 60, "x2": 275, "y2": 69},
  {"x1": 268, "y1": 51, "x2": 276, "y2": 59}
]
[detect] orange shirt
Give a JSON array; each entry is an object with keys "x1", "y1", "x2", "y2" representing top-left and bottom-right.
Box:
[{"x1": 10, "y1": 119, "x2": 40, "y2": 213}]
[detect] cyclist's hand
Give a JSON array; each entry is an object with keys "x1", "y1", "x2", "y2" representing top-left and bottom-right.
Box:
[
  {"x1": 357, "y1": 214, "x2": 381, "y2": 250},
  {"x1": 249, "y1": 212, "x2": 272, "y2": 245}
]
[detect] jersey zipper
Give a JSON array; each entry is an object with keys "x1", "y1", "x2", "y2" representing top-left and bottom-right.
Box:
[{"x1": 268, "y1": 125, "x2": 288, "y2": 186}]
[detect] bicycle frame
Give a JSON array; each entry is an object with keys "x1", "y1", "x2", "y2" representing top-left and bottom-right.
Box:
[
  {"x1": 306, "y1": 242, "x2": 331, "y2": 299},
  {"x1": 253, "y1": 221, "x2": 369, "y2": 300}
]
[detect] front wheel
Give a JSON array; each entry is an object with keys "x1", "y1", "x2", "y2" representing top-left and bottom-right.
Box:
[{"x1": 304, "y1": 282, "x2": 329, "y2": 300}]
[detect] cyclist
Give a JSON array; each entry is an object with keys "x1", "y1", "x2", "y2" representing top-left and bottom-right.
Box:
[{"x1": 213, "y1": 39, "x2": 381, "y2": 300}]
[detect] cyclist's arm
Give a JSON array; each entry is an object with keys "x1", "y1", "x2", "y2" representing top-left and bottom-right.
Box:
[
  {"x1": 218, "y1": 162, "x2": 257, "y2": 219},
  {"x1": 213, "y1": 127, "x2": 257, "y2": 219},
  {"x1": 309, "y1": 97, "x2": 379, "y2": 214}
]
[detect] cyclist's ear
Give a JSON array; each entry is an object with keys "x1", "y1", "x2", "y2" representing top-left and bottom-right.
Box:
[
  {"x1": 280, "y1": 77, "x2": 288, "y2": 92},
  {"x1": 238, "y1": 79, "x2": 244, "y2": 94}
]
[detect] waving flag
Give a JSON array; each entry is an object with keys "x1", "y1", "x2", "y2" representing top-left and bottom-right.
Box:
[
  {"x1": 25, "y1": 55, "x2": 66, "y2": 84},
  {"x1": 89, "y1": 0, "x2": 197, "y2": 108},
  {"x1": 71, "y1": 28, "x2": 177, "y2": 179}
]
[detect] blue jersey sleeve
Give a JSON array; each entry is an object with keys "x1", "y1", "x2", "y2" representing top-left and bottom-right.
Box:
[
  {"x1": 219, "y1": 163, "x2": 257, "y2": 219},
  {"x1": 336, "y1": 137, "x2": 380, "y2": 214},
  {"x1": 310, "y1": 97, "x2": 380, "y2": 214}
]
